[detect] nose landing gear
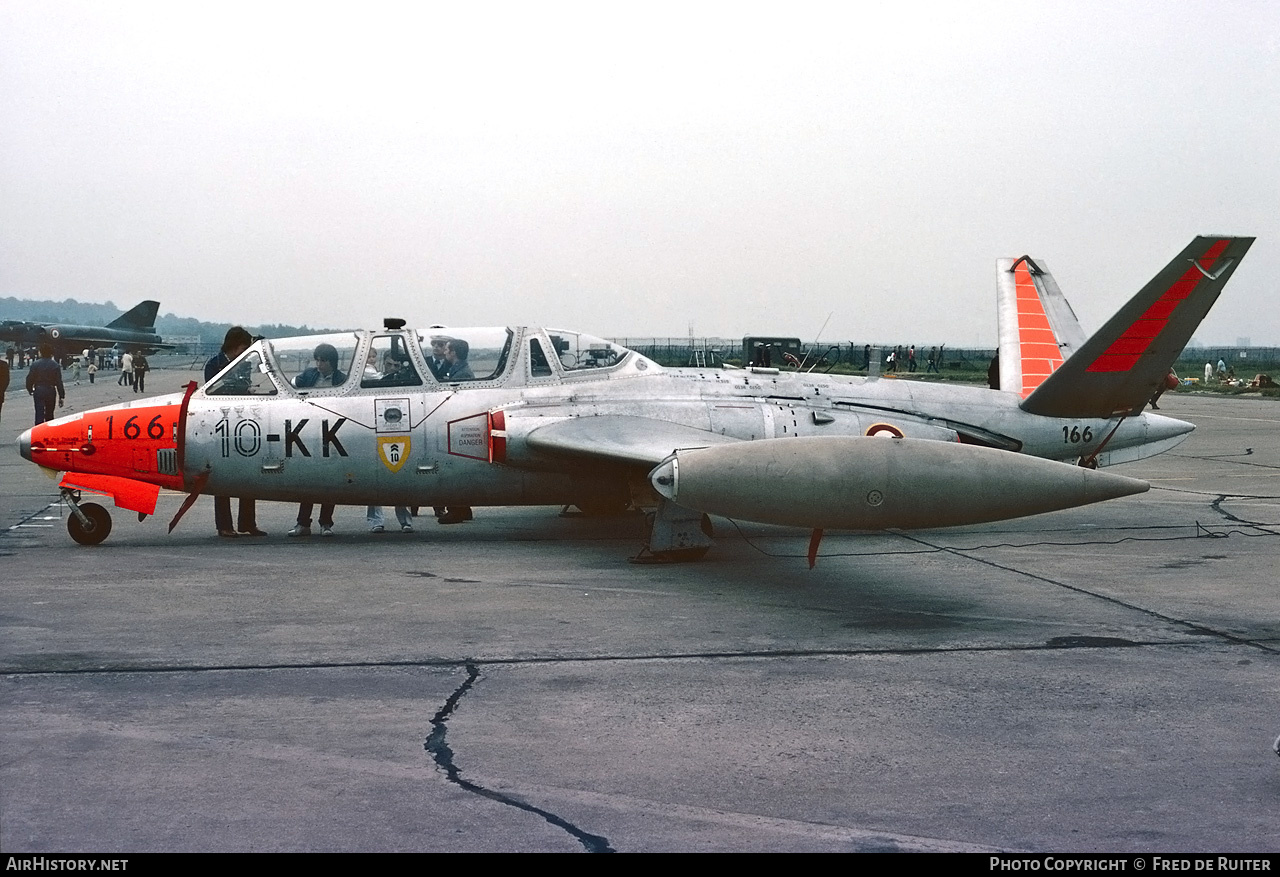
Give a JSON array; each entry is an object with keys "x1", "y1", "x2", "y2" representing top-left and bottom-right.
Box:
[{"x1": 61, "y1": 488, "x2": 112, "y2": 545}]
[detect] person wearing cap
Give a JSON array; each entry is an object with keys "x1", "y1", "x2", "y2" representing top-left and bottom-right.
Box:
[{"x1": 425, "y1": 336, "x2": 449, "y2": 380}]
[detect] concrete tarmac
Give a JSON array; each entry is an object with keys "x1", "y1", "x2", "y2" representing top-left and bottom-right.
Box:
[{"x1": 1, "y1": 365, "x2": 1278, "y2": 852}]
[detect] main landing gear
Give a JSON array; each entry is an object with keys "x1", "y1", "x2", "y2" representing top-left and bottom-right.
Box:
[
  {"x1": 631, "y1": 499, "x2": 714, "y2": 564},
  {"x1": 61, "y1": 487, "x2": 112, "y2": 545}
]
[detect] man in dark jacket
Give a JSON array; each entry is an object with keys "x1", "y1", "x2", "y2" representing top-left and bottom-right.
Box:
[
  {"x1": 441, "y1": 338, "x2": 474, "y2": 382},
  {"x1": 25, "y1": 343, "x2": 65, "y2": 425},
  {"x1": 287, "y1": 342, "x2": 346, "y2": 536},
  {"x1": 425, "y1": 336, "x2": 449, "y2": 380},
  {"x1": 132, "y1": 351, "x2": 148, "y2": 393},
  {"x1": 292, "y1": 343, "x2": 347, "y2": 389},
  {"x1": 0, "y1": 358, "x2": 9, "y2": 423},
  {"x1": 204, "y1": 327, "x2": 265, "y2": 538}
]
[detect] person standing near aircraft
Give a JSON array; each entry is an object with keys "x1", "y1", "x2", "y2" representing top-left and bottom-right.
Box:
[
  {"x1": 204, "y1": 327, "x2": 266, "y2": 539},
  {"x1": 437, "y1": 337, "x2": 474, "y2": 524},
  {"x1": 132, "y1": 351, "x2": 148, "y2": 393},
  {"x1": 25, "y1": 343, "x2": 65, "y2": 425},
  {"x1": 290, "y1": 502, "x2": 337, "y2": 537},
  {"x1": 425, "y1": 336, "x2": 449, "y2": 379},
  {"x1": 1150, "y1": 368, "x2": 1178, "y2": 410},
  {"x1": 361, "y1": 345, "x2": 381, "y2": 381},
  {"x1": 367, "y1": 506, "x2": 413, "y2": 533},
  {"x1": 360, "y1": 346, "x2": 415, "y2": 532},
  {"x1": 420, "y1": 338, "x2": 450, "y2": 520},
  {"x1": 291, "y1": 501, "x2": 337, "y2": 537},
  {"x1": 442, "y1": 338, "x2": 474, "y2": 382},
  {"x1": 293, "y1": 342, "x2": 346, "y2": 388},
  {"x1": 0, "y1": 357, "x2": 9, "y2": 423},
  {"x1": 288, "y1": 342, "x2": 346, "y2": 536},
  {"x1": 118, "y1": 350, "x2": 133, "y2": 388}
]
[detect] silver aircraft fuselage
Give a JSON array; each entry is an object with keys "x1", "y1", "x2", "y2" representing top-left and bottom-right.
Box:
[
  {"x1": 163, "y1": 327, "x2": 1184, "y2": 506},
  {"x1": 19, "y1": 232, "x2": 1251, "y2": 553}
]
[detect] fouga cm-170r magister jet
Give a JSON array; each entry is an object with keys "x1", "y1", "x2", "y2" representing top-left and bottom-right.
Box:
[{"x1": 18, "y1": 236, "x2": 1253, "y2": 564}]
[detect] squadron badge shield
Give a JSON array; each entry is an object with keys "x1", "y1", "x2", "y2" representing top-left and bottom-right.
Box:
[{"x1": 378, "y1": 436, "x2": 411, "y2": 473}]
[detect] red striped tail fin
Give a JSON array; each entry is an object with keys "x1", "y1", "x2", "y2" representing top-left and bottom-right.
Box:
[
  {"x1": 996, "y1": 255, "x2": 1087, "y2": 398},
  {"x1": 1019, "y1": 236, "x2": 1254, "y2": 418}
]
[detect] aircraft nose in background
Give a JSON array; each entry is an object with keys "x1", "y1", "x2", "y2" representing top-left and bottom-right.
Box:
[{"x1": 18, "y1": 428, "x2": 32, "y2": 462}]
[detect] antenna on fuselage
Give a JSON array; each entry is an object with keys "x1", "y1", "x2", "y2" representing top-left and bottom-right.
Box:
[{"x1": 801, "y1": 312, "x2": 834, "y2": 372}]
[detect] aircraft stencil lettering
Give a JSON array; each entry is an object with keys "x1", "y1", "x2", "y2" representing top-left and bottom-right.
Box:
[
  {"x1": 17, "y1": 237, "x2": 1254, "y2": 564},
  {"x1": 448, "y1": 413, "x2": 491, "y2": 462},
  {"x1": 275, "y1": 418, "x2": 349, "y2": 459},
  {"x1": 214, "y1": 417, "x2": 263, "y2": 458}
]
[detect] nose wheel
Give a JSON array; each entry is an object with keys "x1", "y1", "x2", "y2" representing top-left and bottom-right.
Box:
[{"x1": 61, "y1": 488, "x2": 113, "y2": 545}]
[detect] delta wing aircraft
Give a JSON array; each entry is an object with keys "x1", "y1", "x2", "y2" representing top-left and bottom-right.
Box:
[
  {"x1": 1, "y1": 300, "x2": 172, "y2": 358},
  {"x1": 18, "y1": 236, "x2": 1253, "y2": 563}
]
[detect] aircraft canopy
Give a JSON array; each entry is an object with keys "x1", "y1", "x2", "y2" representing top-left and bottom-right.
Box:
[{"x1": 202, "y1": 327, "x2": 653, "y2": 397}]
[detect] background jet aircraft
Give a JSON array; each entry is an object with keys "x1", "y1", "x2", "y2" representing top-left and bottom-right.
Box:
[
  {"x1": 0, "y1": 300, "x2": 172, "y2": 358},
  {"x1": 17, "y1": 236, "x2": 1253, "y2": 563}
]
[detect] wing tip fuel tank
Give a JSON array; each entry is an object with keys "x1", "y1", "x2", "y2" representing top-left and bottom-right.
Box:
[{"x1": 650, "y1": 437, "x2": 1148, "y2": 530}]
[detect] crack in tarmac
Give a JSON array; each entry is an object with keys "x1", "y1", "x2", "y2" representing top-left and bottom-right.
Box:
[
  {"x1": 8, "y1": 637, "x2": 1270, "y2": 853},
  {"x1": 423, "y1": 662, "x2": 615, "y2": 853},
  {"x1": 1210, "y1": 494, "x2": 1280, "y2": 533}
]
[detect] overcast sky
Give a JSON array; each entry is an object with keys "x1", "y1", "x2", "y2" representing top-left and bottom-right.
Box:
[{"x1": 2, "y1": 1, "x2": 1277, "y2": 346}]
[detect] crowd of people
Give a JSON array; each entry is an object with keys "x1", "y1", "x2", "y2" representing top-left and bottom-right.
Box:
[
  {"x1": 2, "y1": 342, "x2": 149, "y2": 425},
  {"x1": 204, "y1": 328, "x2": 473, "y2": 539}
]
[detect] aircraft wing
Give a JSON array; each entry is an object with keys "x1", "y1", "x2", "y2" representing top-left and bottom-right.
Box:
[{"x1": 521, "y1": 414, "x2": 740, "y2": 468}]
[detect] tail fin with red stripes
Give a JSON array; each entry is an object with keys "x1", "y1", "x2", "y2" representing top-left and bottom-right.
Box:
[
  {"x1": 995, "y1": 254, "x2": 1087, "y2": 399},
  {"x1": 1016, "y1": 236, "x2": 1253, "y2": 418}
]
